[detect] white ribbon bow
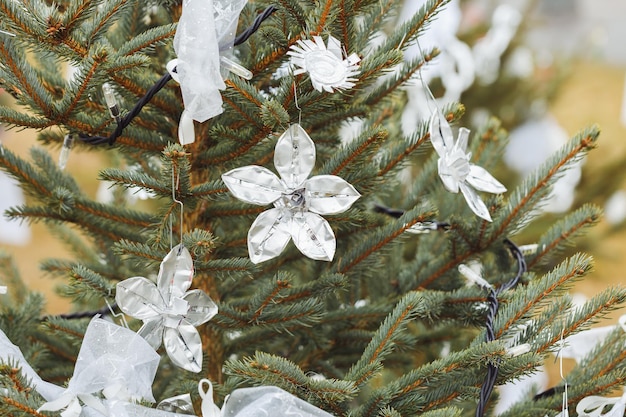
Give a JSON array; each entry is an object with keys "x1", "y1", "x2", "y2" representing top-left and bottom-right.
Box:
[
  {"x1": 170, "y1": 0, "x2": 248, "y2": 145},
  {"x1": 577, "y1": 391, "x2": 626, "y2": 417}
]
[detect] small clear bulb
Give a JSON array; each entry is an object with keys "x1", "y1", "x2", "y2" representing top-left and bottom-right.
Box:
[
  {"x1": 58, "y1": 134, "x2": 74, "y2": 170},
  {"x1": 102, "y1": 82, "x2": 122, "y2": 122}
]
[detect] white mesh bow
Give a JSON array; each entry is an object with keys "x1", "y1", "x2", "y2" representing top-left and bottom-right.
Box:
[{"x1": 172, "y1": 0, "x2": 248, "y2": 124}]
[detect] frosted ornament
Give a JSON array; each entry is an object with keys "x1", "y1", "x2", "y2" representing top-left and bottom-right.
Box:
[
  {"x1": 37, "y1": 317, "x2": 160, "y2": 417},
  {"x1": 288, "y1": 35, "x2": 361, "y2": 93},
  {"x1": 429, "y1": 112, "x2": 506, "y2": 221},
  {"x1": 222, "y1": 124, "x2": 361, "y2": 263},
  {"x1": 220, "y1": 386, "x2": 334, "y2": 417},
  {"x1": 577, "y1": 390, "x2": 626, "y2": 417},
  {"x1": 172, "y1": 0, "x2": 248, "y2": 124},
  {"x1": 116, "y1": 244, "x2": 218, "y2": 373}
]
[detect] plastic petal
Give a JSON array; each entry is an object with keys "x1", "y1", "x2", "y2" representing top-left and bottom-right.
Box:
[
  {"x1": 157, "y1": 244, "x2": 194, "y2": 301},
  {"x1": 137, "y1": 317, "x2": 165, "y2": 350},
  {"x1": 429, "y1": 111, "x2": 454, "y2": 157},
  {"x1": 274, "y1": 124, "x2": 316, "y2": 189},
  {"x1": 183, "y1": 289, "x2": 218, "y2": 326},
  {"x1": 247, "y1": 208, "x2": 293, "y2": 264},
  {"x1": 222, "y1": 166, "x2": 284, "y2": 205},
  {"x1": 221, "y1": 386, "x2": 334, "y2": 417},
  {"x1": 456, "y1": 127, "x2": 470, "y2": 153},
  {"x1": 437, "y1": 158, "x2": 461, "y2": 193},
  {"x1": 459, "y1": 182, "x2": 492, "y2": 222},
  {"x1": 163, "y1": 324, "x2": 203, "y2": 373},
  {"x1": 467, "y1": 164, "x2": 507, "y2": 194},
  {"x1": 116, "y1": 277, "x2": 165, "y2": 320},
  {"x1": 291, "y1": 212, "x2": 336, "y2": 261},
  {"x1": 305, "y1": 175, "x2": 361, "y2": 215}
]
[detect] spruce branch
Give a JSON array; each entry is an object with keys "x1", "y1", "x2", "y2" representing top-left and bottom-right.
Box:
[
  {"x1": 527, "y1": 204, "x2": 602, "y2": 269},
  {"x1": 345, "y1": 291, "x2": 430, "y2": 387}
]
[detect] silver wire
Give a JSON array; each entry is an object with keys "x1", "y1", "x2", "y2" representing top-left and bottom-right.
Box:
[{"x1": 171, "y1": 165, "x2": 184, "y2": 249}]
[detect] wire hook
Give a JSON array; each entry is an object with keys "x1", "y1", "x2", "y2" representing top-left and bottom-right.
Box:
[{"x1": 171, "y1": 164, "x2": 184, "y2": 251}]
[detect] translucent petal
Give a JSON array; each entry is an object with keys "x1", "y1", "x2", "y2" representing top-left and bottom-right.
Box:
[
  {"x1": 178, "y1": 110, "x2": 195, "y2": 145},
  {"x1": 163, "y1": 324, "x2": 202, "y2": 373},
  {"x1": 291, "y1": 212, "x2": 336, "y2": 261},
  {"x1": 438, "y1": 158, "x2": 461, "y2": 193},
  {"x1": 459, "y1": 182, "x2": 492, "y2": 222},
  {"x1": 183, "y1": 289, "x2": 218, "y2": 326},
  {"x1": 137, "y1": 317, "x2": 165, "y2": 350},
  {"x1": 222, "y1": 166, "x2": 284, "y2": 205},
  {"x1": 325, "y1": 35, "x2": 343, "y2": 59},
  {"x1": 467, "y1": 164, "x2": 507, "y2": 194},
  {"x1": 116, "y1": 277, "x2": 165, "y2": 320},
  {"x1": 247, "y1": 208, "x2": 293, "y2": 264},
  {"x1": 429, "y1": 111, "x2": 454, "y2": 157},
  {"x1": 157, "y1": 244, "x2": 194, "y2": 301},
  {"x1": 305, "y1": 175, "x2": 361, "y2": 215},
  {"x1": 274, "y1": 124, "x2": 316, "y2": 189},
  {"x1": 456, "y1": 127, "x2": 470, "y2": 153}
]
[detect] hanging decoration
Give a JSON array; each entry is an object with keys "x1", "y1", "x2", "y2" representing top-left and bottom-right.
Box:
[
  {"x1": 222, "y1": 124, "x2": 361, "y2": 263},
  {"x1": 172, "y1": 0, "x2": 248, "y2": 123},
  {"x1": 0, "y1": 318, "x2": 195, "y2": 417},
  {"x1": 429, "y1": 111, "x2": 506, "y2": 221},
  {"x1": 288, "y1": 35, "x2": 361, "y2": 93},
  {"x1": 115, "y1": 245, "x2": 218, "y2": 373},
  {"x1": 576, "y1": 390, "x2": 626, "y2": 417}
]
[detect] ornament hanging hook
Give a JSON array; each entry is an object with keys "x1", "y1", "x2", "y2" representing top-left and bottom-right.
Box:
[
  {"x1": 415, "y1": 36, "x2": 441, "y2": 119},
  {"x1": 556, "y1": 328, "x2": 569, "y2": 416},
  {"x1": 293, "y1": 81, "x2": 302, "y2": 126},
  {"x1": 171, "y1": 164, "x2": 184, "y2": 252},
  {"x1": 0, "y1": 29, "x2": 15, "y2": 37}
]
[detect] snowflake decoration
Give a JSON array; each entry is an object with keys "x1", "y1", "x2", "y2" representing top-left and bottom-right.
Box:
[
  {"x1": 222, "y1": 124, "x2": 361, "y2": 263},
  {"x1": 115, "y1": 245, "x2": 218, "y2": 373},
  {"x1": 429, "y1": 112, "x2": 506, "y2": 222},
  {"x1": 288, "y1": 35, "x2": 360, "y2": 93}
]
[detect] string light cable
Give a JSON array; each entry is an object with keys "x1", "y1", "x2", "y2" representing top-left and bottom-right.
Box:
[{"x1": 474, "y1": 238, "x2": 526, "y2": 417}]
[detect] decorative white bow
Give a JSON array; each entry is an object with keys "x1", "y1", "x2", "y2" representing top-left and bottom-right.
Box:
[{"x1": 577, "y1": 390, "x2": 626, "y2": 417}]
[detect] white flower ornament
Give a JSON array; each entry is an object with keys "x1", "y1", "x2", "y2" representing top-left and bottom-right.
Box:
[
  {"x1": 288, "y1": 35, "x2": 360, "y2": 93},
  {"x1": 429, "y1": 112, "x2": 506, "y2": 221},
  {"x1": 222, "y1": 124, "x2": 361, "y2": 263},
  {"x1": 115, "y1": 244, "x2": 218, "y2": 373}
]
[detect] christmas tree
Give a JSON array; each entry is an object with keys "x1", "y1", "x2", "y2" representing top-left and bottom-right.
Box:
[{"x1": 1, "y1": 1, "x2": 625, "y2": 416}]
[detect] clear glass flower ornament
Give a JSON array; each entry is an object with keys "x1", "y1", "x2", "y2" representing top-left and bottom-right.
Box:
[
  {"x1": 222, "y1": 124, "x2": 361, "y2": 263},
  {"x1": 115, "y1": 245, "x2": 218, "y2": 373},
  {"x1": 429, "y1": 112, "x2": 506, "y2": 221}
]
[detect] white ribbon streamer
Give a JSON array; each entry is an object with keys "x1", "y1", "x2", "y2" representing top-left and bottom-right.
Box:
[
  {"x1": 172, "y1": 0, "x2": 248, "y2": 124},
  {"x1": 577, "y1": 391, "x2": 626, "y2": 417}
]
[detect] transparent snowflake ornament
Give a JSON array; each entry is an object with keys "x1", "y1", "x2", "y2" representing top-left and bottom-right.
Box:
[
  {"x1": 222, "y1": 124, "x2": 361, "y2": 263},
  {"x1": 429, "y1": 112, "x2": 506, "y2": 221},
  {"x1": 288, "y1": 35, "x2": 360, "y2": 93}
]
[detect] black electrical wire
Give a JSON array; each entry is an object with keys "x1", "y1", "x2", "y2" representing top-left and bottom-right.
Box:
[
  {"x1": 475, "y1": 238, "x2": 526, "y2": 417},
  {"x1": 79, "y1": 5, "x2": 277, "y2": 146}
]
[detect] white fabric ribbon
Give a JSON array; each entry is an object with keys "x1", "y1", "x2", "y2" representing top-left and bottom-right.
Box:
[
  {"x1": 577, "y1": 391, "x2": 626, "y2": 417},
  {"x1": 171, "y1": 0, "x2": 248, "y2": 127}
]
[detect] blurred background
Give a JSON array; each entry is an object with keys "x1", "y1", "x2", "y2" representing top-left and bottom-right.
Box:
[{"x1": 0, "y1": 0, "x2": 625, "y2": 333}]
